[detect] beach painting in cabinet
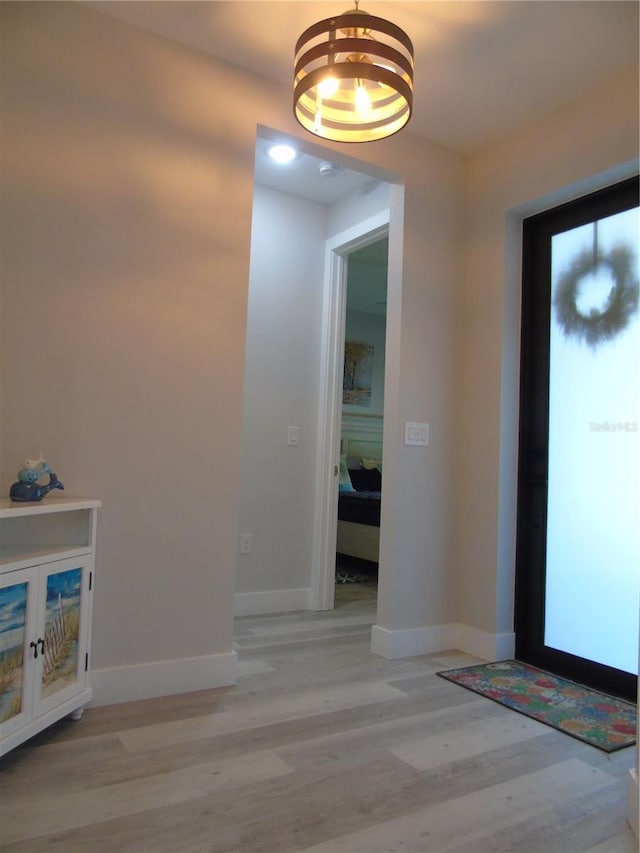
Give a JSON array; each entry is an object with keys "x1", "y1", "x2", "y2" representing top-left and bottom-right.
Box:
[
  {"x1": 41, "y1": 567, "x2": 82, "y2": 699},
  {"x1": 0, "y1": 582, "x2": 28, "y2": 723}
]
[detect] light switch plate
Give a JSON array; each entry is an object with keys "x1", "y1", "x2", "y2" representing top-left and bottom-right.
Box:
[
  {"x1": 287, "y1": 426, "x2": 299, "y2": 446},
  {"x1": 404, "y1": 422, "x2": 429, "y2": 446}
]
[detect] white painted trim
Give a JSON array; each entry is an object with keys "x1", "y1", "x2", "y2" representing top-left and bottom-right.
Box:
[
  {"x1": 234, "y1": 588, "x2": 311, "y2": 617},
  {"x1": 90, "y1": 651, "x2": 238, "y2": 707},
  {"x1": 370, "y1": 621, "x2": 515, "y2": 662},
  {"x1": 310, "y1": 248, "x2": 346, "y2": 613},
  {"x1": 311, "y1": 209, "x2": 391, "y2": 612},
  {"x1": 628, "y1": 768, "x2": 639, "y2": 839},
  {"x1": 371, "y1": 623, "x2": 456, "y2": 659},
  {"x1": 454, "y1": 624, "x2": 515, "y2": 662}
]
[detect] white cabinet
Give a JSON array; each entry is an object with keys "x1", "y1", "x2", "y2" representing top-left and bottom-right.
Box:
[{"x1": 0, "y1": 497, "x2": 100, "y2": 756}]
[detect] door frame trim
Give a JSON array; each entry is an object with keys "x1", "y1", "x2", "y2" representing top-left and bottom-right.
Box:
[{"x1": 311, "y1": 211, "x2": 390, "y2": 611}]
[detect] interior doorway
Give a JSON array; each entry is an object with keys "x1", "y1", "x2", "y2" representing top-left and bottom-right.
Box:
[
  {"x1": 336, "y1": 237, "x2": 388, "y2": 603},
  {"x1": 310, "y1": 211, "x2": 392, "y2": 612},
  {"x1": 236, "y1": 126, "x2": 401, "y2": 623}
]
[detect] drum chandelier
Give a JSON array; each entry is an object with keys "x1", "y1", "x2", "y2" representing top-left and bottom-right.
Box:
[{"x1": 293, "y1": 2, "x2": 414, "y2": 143}]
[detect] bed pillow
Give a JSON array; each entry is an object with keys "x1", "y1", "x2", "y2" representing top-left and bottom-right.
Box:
[
  {"x1": 349, "y1": 466, "x2": 382, "y2": 492},
  {"x1": 361, "y1": 457, "x2": 382, "y2": 473},
  {"x1": 338, "y1": 454, "x2": 356, "y2": 492}
]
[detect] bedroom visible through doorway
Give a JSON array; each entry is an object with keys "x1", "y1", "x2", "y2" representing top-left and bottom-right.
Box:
[{"x1": 336, "y1": 237, "x2": 388, "y2": 603}]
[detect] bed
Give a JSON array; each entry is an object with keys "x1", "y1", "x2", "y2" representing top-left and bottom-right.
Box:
[{"x1": 337, "y1": 463, "x2": 382, "y2": 564}]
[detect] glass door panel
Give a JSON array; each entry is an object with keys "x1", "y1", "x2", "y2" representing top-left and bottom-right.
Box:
[
  {"x1": 545, "y1": 207, "x2": 639, "y2": 673},
  {"x1": 0, "y1": 581, "x2": 29, "y2": 723},
  {"x1": 40, "y1": 565, "x2": 84, "y2": 702},
  {"x1": 516, "y1": 176, "x2": 639, "y2": 700},
  {"x1": 0, "y1": 569, "x2": 37, "y2": 737}
]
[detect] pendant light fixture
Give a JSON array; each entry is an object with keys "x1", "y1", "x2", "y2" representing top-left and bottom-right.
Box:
[{"x1": 293, "y1": 2, "x2": 414, "y2": 143}]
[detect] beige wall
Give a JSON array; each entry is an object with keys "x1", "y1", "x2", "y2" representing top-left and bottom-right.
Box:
[
  {"x1": 377, "y1": 146, "x2": 465, "y2": 632},
  {"x1": 0, "y1": 2, "x2": 466, "y2": 701},
  {"x1": 0, "y1": 3, "x2": 260, "y2": 689},
  {"x1": 237, "y1": 185, "x2": 326, "y2": 598}
]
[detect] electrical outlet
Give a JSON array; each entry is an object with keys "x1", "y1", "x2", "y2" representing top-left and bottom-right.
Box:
[{"x1": 239, "y1": 533, "x2": 253, "y2": 554}]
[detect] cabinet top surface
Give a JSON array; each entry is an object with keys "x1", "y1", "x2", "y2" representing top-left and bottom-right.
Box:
[{"x1": 0, "y1": 496, "x2": 101, "y2": 517}]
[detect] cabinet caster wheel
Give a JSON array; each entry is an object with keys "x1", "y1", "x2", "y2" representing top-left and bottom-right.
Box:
[{"x1": 69, "y1": 707, "x2": 84, "y2": 721}]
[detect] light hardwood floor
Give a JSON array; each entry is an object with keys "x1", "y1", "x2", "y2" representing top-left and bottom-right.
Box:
[{"x1": 0, "y1": 587, "x2": 636, "y2": 853}]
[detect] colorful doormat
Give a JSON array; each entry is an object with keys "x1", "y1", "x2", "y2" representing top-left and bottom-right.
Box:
[{"x1": 437, "y1": 660, "x2": 636, "y2": 753}]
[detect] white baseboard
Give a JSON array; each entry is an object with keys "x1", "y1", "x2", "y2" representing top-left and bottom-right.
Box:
[
  {"x1": 370, "y1": 622, "x2": 515, "y2": 662},
  {"x1": 370, "y1": 623, "x2": 456, "y2": 659},
  {"x1": 90, "y1": 650, "x2": 238, "y2": 707},
  {"x1": 629, "y1": 768, "x2": 639, "y2": 839},
  {"x1": 453, "y1": 624, "x2": 515, "y2": 661},
  {"x1": 234, "y1": 588, "x2": 311, "y2": 617}
]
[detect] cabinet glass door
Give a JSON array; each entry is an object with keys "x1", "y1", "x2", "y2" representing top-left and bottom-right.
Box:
[
  {"x1": 40, "y1": 566, "x2": 84, "y2": 702},
  {"x1": 0, "y1": 570, "x2": 37, "y2": 737}
]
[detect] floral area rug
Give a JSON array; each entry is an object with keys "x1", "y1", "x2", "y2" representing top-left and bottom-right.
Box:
[{"x1": 437, "y1": 660, "x2": 636, "y2": 752}]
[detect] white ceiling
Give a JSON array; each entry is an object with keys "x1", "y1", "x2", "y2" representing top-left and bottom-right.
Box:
[
  {"x1": 88, "y1": 1, "x2": 638, "y2": 207},
  {"x1": 85, "y1": 1, "x2": 637, "y2": 310},
  {"x1": 253, "y1": 133, "x2": 383, "y2": 205},
  {"x1": 89, "y1": 1, "x2": 638, "y2": 155}
]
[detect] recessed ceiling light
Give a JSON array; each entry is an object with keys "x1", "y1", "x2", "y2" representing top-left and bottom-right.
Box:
[{"x1": 268, "y1": 144, "x2": 297, "y2": 164}]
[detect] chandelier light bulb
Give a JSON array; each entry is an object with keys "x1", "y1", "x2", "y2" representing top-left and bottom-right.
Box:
[
  {"x1": 318, "y1": 75, "x2": 340, "y2": 98},
  {"x1": 354, "y1": 82, "x2": 371, "y2": 116}
]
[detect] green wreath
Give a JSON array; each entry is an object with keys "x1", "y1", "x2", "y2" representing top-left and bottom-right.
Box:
[{"x1": 554, "y1": 244, "x2": 639, "y2": 347}]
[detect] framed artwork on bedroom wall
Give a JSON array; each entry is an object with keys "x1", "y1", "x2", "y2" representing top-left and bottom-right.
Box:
[{"x1": 343, "y1": 342, "x2": 374, "y2": 407}]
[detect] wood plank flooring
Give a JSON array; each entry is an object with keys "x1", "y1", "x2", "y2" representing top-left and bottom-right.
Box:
[{"x1": 0, "y1": 585, "x2": 636, "y2": 853}]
